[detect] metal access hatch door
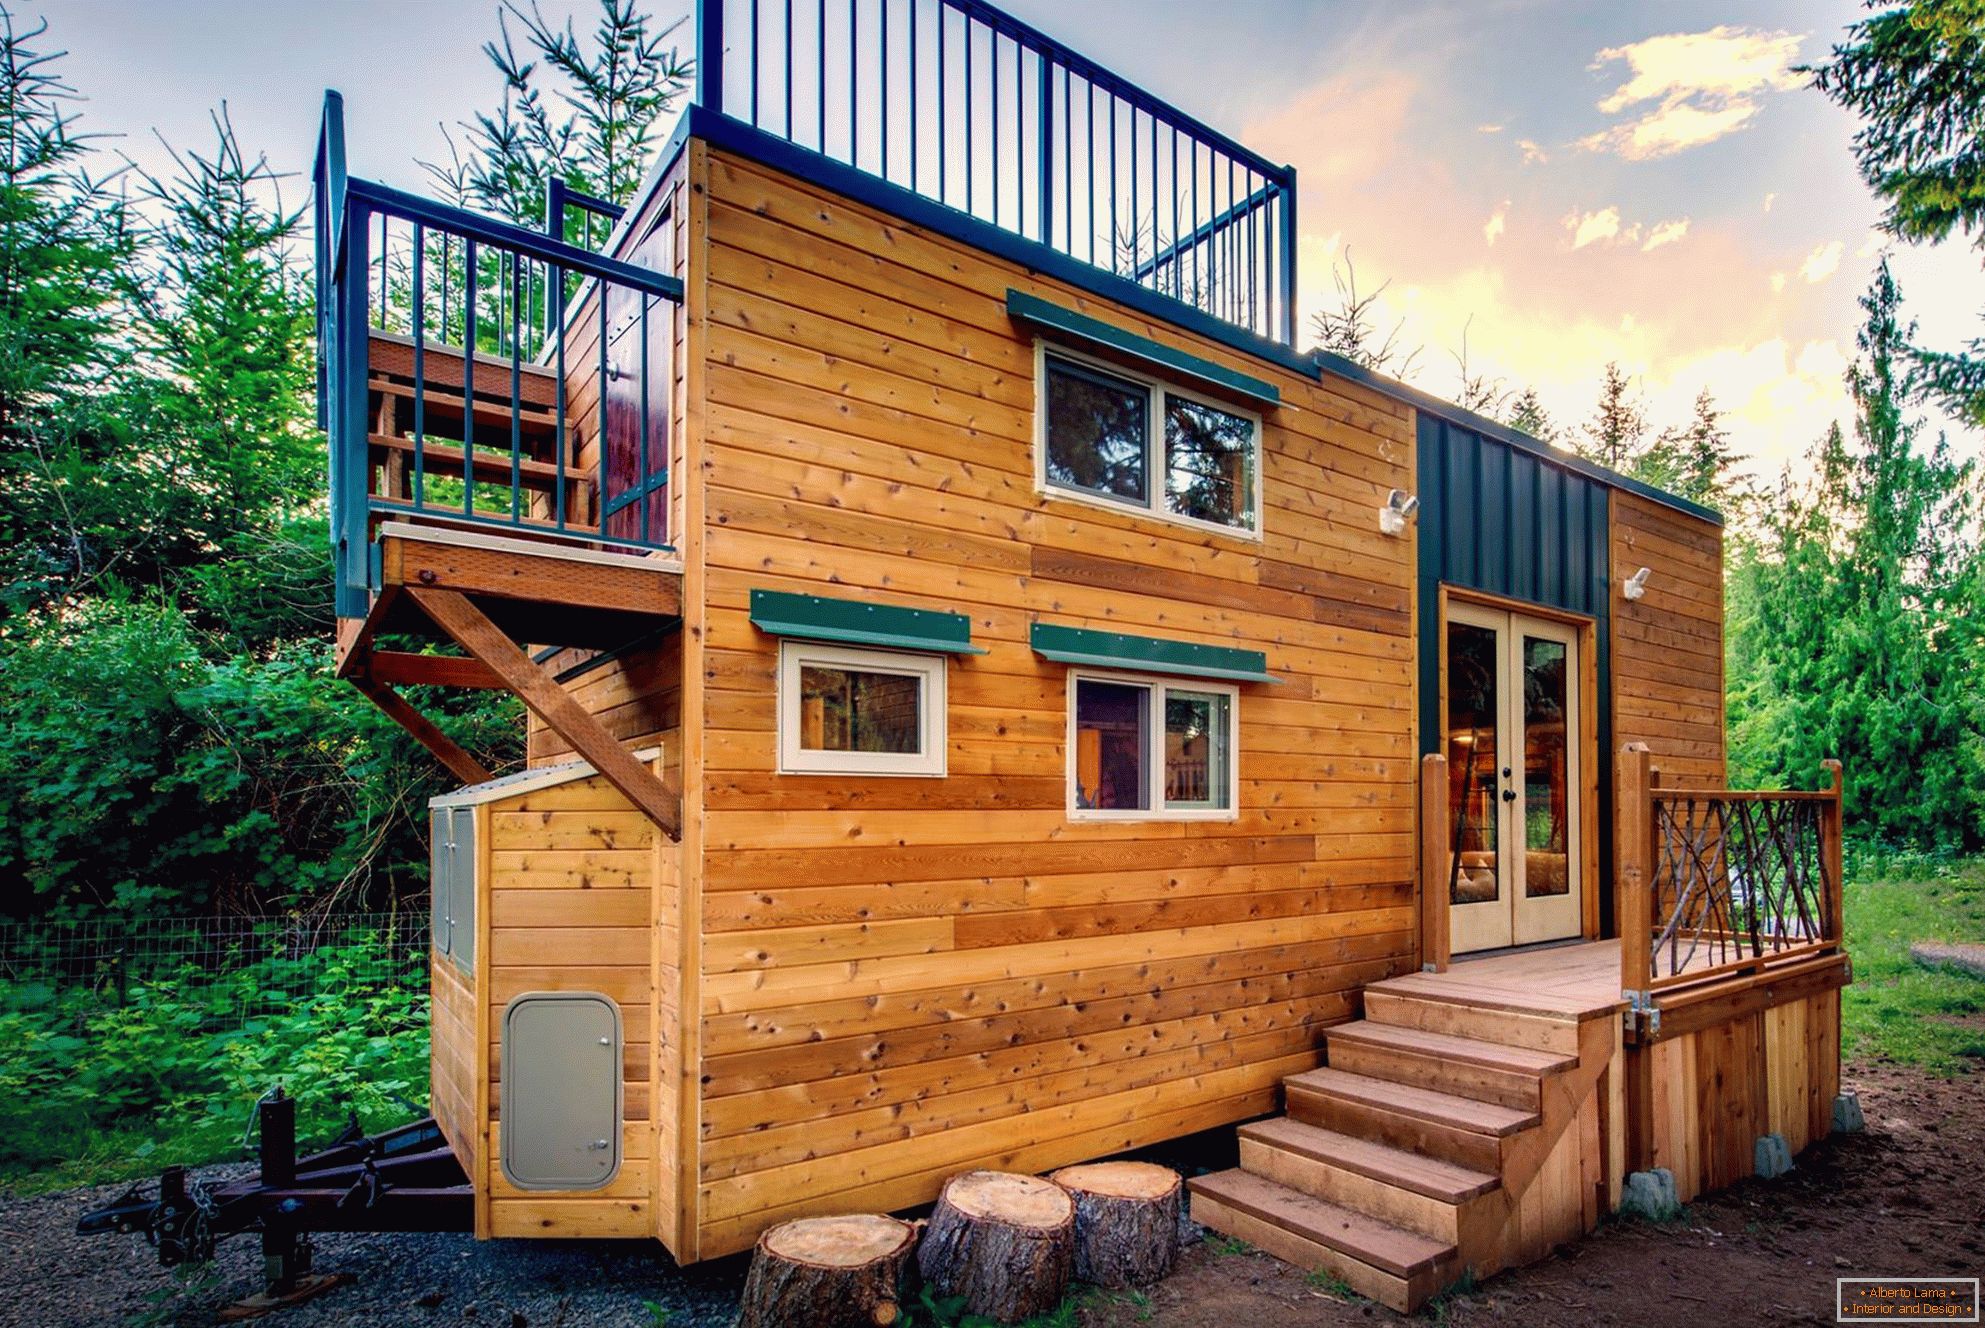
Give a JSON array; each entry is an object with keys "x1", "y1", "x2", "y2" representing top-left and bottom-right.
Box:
[{"x1": 499, "y1": 992, "x2": 622, "y2": 1191}]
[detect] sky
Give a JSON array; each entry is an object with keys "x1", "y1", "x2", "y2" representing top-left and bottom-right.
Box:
[{"x1": 35, "y1": 0, "x2": 1985, "y2": 480}]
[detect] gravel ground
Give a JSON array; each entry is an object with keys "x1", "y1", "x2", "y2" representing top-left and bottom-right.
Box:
[
  {"x1": 6, "y1": 1059, "x2": 1979, "y2": 1327},
  {"x1": 0, "y1": 1171, "x2": 750, "y2": 1328}
]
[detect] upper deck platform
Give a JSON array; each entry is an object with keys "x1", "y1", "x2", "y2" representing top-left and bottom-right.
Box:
[{"x1": 691, "y1": 0, "x2": 1298, "y2": 349}]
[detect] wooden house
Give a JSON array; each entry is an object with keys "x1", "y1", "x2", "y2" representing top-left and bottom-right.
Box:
[{"x1": 314, "y1": 0, "x2": 1849, "y2": 1310}]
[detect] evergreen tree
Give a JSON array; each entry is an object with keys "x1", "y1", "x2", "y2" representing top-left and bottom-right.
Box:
[
  {"x1": 1309, "y1": 250, "x2": 1420, "y2": 379},
  {"x1": 428, "y1": 0, "x2": 691, "y2": 236},
  {"x1": 1725, "y1": 262, "x2": 1985, "y2": 847},
  {"x1": 1811, "y1": 0, "x2": 1985, "y2": 425},
  {"x1": 1640, "y1": 389, "x2": 1736, "y2": 508},
  {"x1": 1504, "y1": 386, "x2": 1557, "y2": 444},
  {"x1": 1578, "y1": 361, "x2": 1647, "y2": 472}
]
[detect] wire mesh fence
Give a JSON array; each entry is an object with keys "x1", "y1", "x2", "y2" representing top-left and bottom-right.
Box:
[{"x1": 0, "y1": 913, "x2": 429, "y2": 1026}]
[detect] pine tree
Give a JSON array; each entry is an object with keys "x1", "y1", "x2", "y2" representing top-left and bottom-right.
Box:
[
  {"x1": 1640, "y1": 389, "x2": 1735, "y2": 507},
  {"x1": 1579, "y1": 362, "x2": 1646, "y2": 471},
  {"x1": 1309, "y1": 250, "x2": 1420, "y2": 379},
  {"x1": 1810, "y1": 0, "x2": 1985, "y2": 425},
  {"x1": 428, "y1": 0, "x2": 692, "y2": 236},
  {"x1": 1504, "y1": 386, "x2": 1557, "y2": 444},
  {"x1": 1726, "y1": 262, "x2": 1985, "y2": 847}
]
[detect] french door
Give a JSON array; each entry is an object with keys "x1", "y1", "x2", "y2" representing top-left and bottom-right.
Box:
[{"x1": 1443, "y1": 602, "x2": 1583, "y2": 954}]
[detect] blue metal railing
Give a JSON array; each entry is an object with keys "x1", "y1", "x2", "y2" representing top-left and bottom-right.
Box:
[
  {"x1": 314, "y1": 92, "x2": 682, "y2": 620},
  {"x1": 695, "y1": 0, "x2": 1298, "y2": 346}
]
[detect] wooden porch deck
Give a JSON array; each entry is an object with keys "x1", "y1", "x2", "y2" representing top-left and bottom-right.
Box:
[{"x1": 1382, "y1": 940, "x2": 1628, "y2": 1021}]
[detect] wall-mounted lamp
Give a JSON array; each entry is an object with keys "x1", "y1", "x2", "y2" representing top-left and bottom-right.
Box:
[
  {"x1": 1380, "y1": 488, "x2": 1420, "y2": 537},
  {"x1": 1622, "y1": 566, "x2": 1652, "y2": 601}
]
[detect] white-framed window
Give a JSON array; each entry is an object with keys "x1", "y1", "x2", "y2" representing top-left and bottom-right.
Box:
[
  {"x1": 1034, "y1": 344, "x2": 1262, "y2": 537},
  {"x1": 1066, "y1": 670, "x2": 1239, "y2": 820},
  {"x1": 777, "y1": 640, "x2": 947, "y2": 777}
]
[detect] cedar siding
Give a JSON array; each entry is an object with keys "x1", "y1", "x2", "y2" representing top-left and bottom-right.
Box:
[{"x1": 683, "y1": 143, "x2": 1420, "y2": 1256}]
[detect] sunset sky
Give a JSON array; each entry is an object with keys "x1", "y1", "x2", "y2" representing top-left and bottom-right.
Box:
[{"x1": 45, "y1": 0, "x2": 1985, "y2": 480}]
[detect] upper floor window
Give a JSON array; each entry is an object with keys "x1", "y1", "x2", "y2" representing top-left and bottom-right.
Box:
[{"x1": 1038, "y1": 349, "x2": 1260, "y2": 535}]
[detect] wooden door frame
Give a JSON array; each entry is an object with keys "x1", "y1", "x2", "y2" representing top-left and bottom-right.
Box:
[{"x1": 1436, "y1": 586, "x2": 1603, "y2": 949}]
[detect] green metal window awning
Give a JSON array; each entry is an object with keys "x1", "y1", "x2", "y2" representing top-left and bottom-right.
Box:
[
  {"x1": 1006, "y1": 289, "x2": 1281, "y2": 408},
  {"x1": 750, "y1": 589, "x2": 988, "y2": 654},
  {"x1": 1029, "y1": 622, "x2": 1280, "y2": 684}
]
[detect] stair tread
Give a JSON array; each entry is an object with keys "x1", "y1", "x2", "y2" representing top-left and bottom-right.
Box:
[
  {"x1": 1189, "y1": 1169, "x2": 1455, "y2": 1278},
  {"x1": 1328, "y1": 1020, "x2": 1577, "y2": 1076},
  {"x1": 1286, "y1": 1067, "x2": 1540, "y2": 1136},
  {"x1": 1366, "y1": 971, "x2": 1620, "y2": 1021},
  {"x1": 1239, "y1": 1118, "x2": 1501, "y2": 1203}
]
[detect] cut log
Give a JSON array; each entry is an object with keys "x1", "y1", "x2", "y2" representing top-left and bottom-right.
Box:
[
  {"x1": 916, "y1": 1171, "x2": 1075, "y2": 1324},
  {"x1": 736, "y1": 1214, "x2": 918, "y2": 1328},
  {"x1": 1049, "y1": 1162, "x2": 1182, "y2": 1289}
]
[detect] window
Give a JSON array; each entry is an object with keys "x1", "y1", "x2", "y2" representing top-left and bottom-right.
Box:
[
  {"x1": 1039, "y1": 349, "x2": 1259, "y2": 535},
  {"x1": 778, "y1": 641, "x2": 946, "y2": 776},
  {"x1": 1069, "y1": 672, "x2": 1238, "y2": 818}
]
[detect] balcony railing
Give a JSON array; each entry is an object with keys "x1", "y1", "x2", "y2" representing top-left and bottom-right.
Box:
[
  {"x1": 1617, "y1": 747, "x2": 1845, "y2": 1004},
  {"x1": 696, "y1": 0, "x2": 1298, "y2": 345},
  {"x1": 314, "y1": 92, "x2": 682, "y2": 621}
]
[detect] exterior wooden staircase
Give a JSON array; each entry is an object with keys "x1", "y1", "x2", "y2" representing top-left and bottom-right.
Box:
[{"x1": 1188, "y1": 969, "x2": 1621, "y2": 1313}]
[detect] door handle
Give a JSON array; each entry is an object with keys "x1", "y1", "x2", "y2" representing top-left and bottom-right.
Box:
[{"x1": 1501, "y1": 789, "x2": 1517, "y2": 802}]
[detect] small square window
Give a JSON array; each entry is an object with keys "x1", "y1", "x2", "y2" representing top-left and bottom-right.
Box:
[
  {"x1": 1068, "y1": 672, "x2": 1237, "y2": 819},
  {"x1": 1043, "y1": 356, "x2": 1149, "y2": 504},
  {"x1": 778, "y1": 642, "x2": 946, "y2": 776}
]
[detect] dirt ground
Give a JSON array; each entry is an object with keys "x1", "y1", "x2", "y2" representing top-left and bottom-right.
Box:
[{"x1": 5, "y1": 1059, "x2": 1979, "y2": 1327}]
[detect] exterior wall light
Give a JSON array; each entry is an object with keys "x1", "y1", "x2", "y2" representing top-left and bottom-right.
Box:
[
  {"x1": 1622, "y1": 566, "x2": 1652, "y2": 601},
  {"x1": 1380, "y1": 489, "x2": 1419, "y2": 536}
]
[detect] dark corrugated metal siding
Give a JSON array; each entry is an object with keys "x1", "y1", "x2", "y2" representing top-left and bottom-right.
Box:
[{"x1": 1416, "y1": 410, "x2": 1615, "y2": 925}]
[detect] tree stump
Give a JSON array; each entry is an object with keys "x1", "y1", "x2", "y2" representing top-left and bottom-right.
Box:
[
  {"x1": 1048, "y1": 1162, "x2": 1182, "y2": 1289},
  {"x1": 736, "y1": 1214, "x2": 918, "y2": 1328},
  {"x1": 916, "y1": 1171, "x2": 1075, "y2": 1324}
]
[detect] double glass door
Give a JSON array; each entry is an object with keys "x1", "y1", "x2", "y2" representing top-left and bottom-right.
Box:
[{"x1": 1444, "y1": 602, "x2": 1583, "y2": 953}]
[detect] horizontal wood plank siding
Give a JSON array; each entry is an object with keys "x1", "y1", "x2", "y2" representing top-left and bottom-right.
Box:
[
  {"x1": 683, "y1": 146, "x2": 1420, "y2": 1257},
  {"x1": 1610, "y1": 490, "x2": 1725, "y2": 789},
  {"x1": 483, "y1": 772, "x2": 660, "y2": 1241}
]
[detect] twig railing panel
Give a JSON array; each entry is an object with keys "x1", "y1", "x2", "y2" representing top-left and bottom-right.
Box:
[
  {"x1": 1617, "y1": 748, "x2": 1844, "y2": 1001},
  {"x1": 697, "y1": 0, "x2": 1298, "y2": 345},
  {"x1": 314, "y1": 93, "x2": 681, "y2": 620}
]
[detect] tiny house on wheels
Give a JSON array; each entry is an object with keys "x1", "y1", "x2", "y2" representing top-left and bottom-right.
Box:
[{"x1": 102, "y1": 0, "x2": 1851, "y2": 1312}]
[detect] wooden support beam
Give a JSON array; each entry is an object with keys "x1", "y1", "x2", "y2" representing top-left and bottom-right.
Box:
[
  {"x1": 368, "y1": 651, "x2": 508, "y2": 690},
  {"x1": 1821, "y1": 758, "x2": 1845, "y2": 947},
  {"x1": 1419, "y1": 752, "x2": 1450, "y2": 974},
  {"x1": 406, "y1": 586, "x2": 684, "y2": 841},
  {"x1": 352, "y1": 676, "x2": 495, "y2": 787}
]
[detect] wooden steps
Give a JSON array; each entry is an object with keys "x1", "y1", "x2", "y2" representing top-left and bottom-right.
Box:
[
  {"x1": 1324, "y1": 1021, "x2": 1574, "y2": 1111},
  {"x1": 1186, "y1": 963, "x2": 1624, "y2": 1313},
  {"x1": 1186, "y1": 1169, "x2": 1458, "y2": 1312},
  {"x1": 1285, "y1": 1067, "x2": 1537, "y2": 1173}
]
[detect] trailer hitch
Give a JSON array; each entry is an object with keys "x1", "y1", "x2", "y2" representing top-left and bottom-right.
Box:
[{"x1": 77, "y1": 1087, "x2": 473, "y2": 1310}]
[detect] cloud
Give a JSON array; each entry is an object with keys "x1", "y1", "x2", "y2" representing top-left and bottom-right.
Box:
[
  {"x1": 1563, "y1": 205, "x2": 1635, "y2": 249},
  {"x1": 1763, "y1": 193, "x2": 1777, "y2": 213},
  {"x1": 1771, "y1": 272, "x2": 1788, "y2": 293},
  {"x1": 1477, "y1": 123, "x2": 1505, "y2": 134},
  {"x1": 1855, "y1": 230, "x2": 1886, "y2": 258},
  {"x1": 1799, "y1": 240, "x2": 1844, "y2": 284},
  {"x1": 1484, "y1": 201, "x2": 1509, "y2": 246},
  {"x1": 1642, "y1": 218, "x2": 1691, "y2": 251},
  {"x1": 1517, "y1": 138, "x2": 1549, "y2": 165},
  {"x1": 1580, "y1": 25, "x2": 1805, "y2": 160}
]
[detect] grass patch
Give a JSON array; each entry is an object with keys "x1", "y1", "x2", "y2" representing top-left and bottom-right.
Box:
[{"x1": 1841, "y1": 854, "x2": 1985, "y2": 1073}]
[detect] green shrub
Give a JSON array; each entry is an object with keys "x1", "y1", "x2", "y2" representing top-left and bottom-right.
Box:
[{"x1": 0, "y1": 928, "x2": 429, "y2": 1190}]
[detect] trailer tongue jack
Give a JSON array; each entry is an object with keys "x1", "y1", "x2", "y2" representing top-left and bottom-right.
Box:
[{"x1": 78, "y1": 1089, "x2": 472, "y2": 1316}]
